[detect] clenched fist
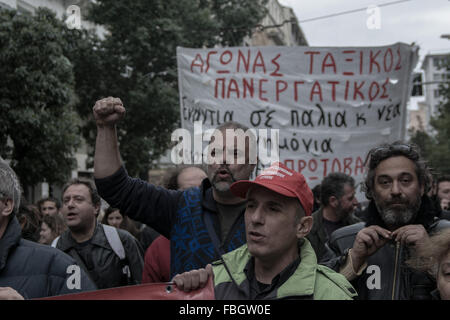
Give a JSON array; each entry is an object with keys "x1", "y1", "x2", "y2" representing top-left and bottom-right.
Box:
[
  {"x1": 172, "y1": 264, "x2": 213, "y2": 292},
  {"x1": 93, "y1": 96, "x2": 126, "y2": 127}
]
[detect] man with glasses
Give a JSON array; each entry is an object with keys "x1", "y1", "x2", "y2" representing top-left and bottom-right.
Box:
[{"x1": 323, "y1": 141, "x2": 450, "y2": 300}]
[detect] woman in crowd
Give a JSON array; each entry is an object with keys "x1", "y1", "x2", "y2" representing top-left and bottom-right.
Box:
[
  {"x1": 17, "y1": 203, "x2": 42, "y2": 242},
  {"x1": 38, "y1": 214, "x2": 66, "y2": 245},
  {"x1": 102, "y1": 206, "x2": 141, "y2": 237}
]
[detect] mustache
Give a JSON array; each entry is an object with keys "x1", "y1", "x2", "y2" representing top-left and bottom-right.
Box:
[
  {"x1": 213, "y1": 166, "x2": 236, "y2": 181},
  {"x1": 385, "y1": 199, "x2": 408, "y2": 206}
]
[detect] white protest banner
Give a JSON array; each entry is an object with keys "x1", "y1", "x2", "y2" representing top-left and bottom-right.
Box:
[{"x1": 176, "y1": 43, "x2": 419, "y2": 198}]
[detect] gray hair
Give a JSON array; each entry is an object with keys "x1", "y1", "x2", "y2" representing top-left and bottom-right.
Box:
[{"x1": 0, "y1": 159, "x2": 22, "y2": 213}]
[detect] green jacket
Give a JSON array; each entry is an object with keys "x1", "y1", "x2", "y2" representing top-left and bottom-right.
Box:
[{"x1": 212, "y1": 239, "x2": 357, "y2": 300}]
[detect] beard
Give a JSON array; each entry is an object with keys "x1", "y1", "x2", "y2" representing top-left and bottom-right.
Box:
[
  {"x1": 209, "y1": 166, "x2": 236, "y2": 193},
  {"x1": 374, "y1": 193, "x2": 422, "y2": 229},
  {"x1": 335, "y1": 203, "x2": 353, "y2": 221}
]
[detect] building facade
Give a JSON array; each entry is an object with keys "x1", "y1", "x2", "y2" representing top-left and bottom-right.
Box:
[
  {"x1": 0, "y1": 0, "x2": 104, "y2": 36},
  {"x1": 421, "y1": 52, "x2": 450, "y2": 131},
  {"x1": 245, "y1": 0, "x2": 308, "y2": 46}
]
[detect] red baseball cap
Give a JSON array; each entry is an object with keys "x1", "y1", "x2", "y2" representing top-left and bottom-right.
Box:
[{"x1": 230, "y1": 162, "x2": 314, "y2": 216}]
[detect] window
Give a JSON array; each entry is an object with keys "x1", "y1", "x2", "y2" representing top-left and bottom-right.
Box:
[{"x1": 433, "y1": 58, "x2": 442, "y2": 68}]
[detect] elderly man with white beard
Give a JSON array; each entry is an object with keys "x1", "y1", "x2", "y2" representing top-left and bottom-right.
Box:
[{"x1": 323, "y1": 141, "x2": 450, "y2": 300}]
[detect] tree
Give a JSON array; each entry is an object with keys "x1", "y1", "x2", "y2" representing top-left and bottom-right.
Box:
[
  {"x1": 410, "y1": 56, "x2": 450, "y2": 176},
  {"x1": 0, "y1": 8, "x2": 82, "y2": 187},
  {"x1": 73, "y1": 0, "x2": 268, "y2": 178}
]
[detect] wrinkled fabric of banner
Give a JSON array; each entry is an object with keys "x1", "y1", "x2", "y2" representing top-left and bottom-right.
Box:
[{"x1": 36, "y1": 278, "x2": 214, "y2": 300}]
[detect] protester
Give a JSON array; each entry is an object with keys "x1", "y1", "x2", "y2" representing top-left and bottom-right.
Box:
[
  {"x1": 324, "y1": 141, "x2": 450, "y2": 299},
  {"x1": 39, "y1": 214, "x2": 66, "y2": 245},
  {"x1": 164, "y1": 165, "x2": 208, "y2": 190},
  {"x1": 307, "y1": 173, "x2": 360, "y2": 262},
  {"x1": 436, "y1": 175, "x2": 450, "y2": 209},
  {"x1": 173, "y1": 162, "x2": 357, "y2": 299},
  {"x1": 102, "y1": 206, "x2": 139, "y2": 237},
  {"x1": 55, "y1": 178, "x2": 144, "y2": 289},
  {"x1": 0, "y1": 159, "x2": 96, "y2": 299},
  {"x1": 311, "y1": 184, "x2": 321, "y2": 212},
  {"x1": 142, "y1": 165, "x2": 207, "y2": 283},
  {"x1": 17, "y1": 203, "x2": 41, "y2": 242},
  {"x1": 37, "y1": 196, "x2": 60, "y2": 217},
  {"x1": 93, "y1": 96, "x2": 256, "y2": 278},
  {"x1": 406, "y1": 228, "x2": 450, "y2": 300},
  {"x1": 434, "y1": 175, "x2": 450, "y2": 220},
  {"x1": 103, "y1": 206, "x2": 124, "y2": 229},
  {"x1": 101, "y1": 206, "x2": 155, "y2": 251}
]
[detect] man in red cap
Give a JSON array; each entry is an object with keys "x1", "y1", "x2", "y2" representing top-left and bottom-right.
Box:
[{"x1": 173, "y1": 162, "x2": 357, "y2": 300}]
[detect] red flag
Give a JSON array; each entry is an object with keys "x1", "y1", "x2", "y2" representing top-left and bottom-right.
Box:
[{"x1": 37, "y1": 277, "x2": 214, "y2": 300}]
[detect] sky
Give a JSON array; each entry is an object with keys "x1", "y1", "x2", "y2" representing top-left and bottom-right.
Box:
[{"x1": 279, "y1": 0, "x2": 450, "y2": 71}]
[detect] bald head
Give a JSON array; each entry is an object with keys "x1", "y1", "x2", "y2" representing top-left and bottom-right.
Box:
[{"x1": 177, "y1": 166, "x2": 207, "y2": 190}]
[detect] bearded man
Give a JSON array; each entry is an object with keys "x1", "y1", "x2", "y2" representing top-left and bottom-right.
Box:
[
  {"x1": 307, "y1": 172, "x2": 360, "y2": 262},
  {"x1": 93, "y1": 97, "x2": 256, "y2": 278},
  {"x1": 323, "y1": 141, "x2": 450, "y2": 300}
]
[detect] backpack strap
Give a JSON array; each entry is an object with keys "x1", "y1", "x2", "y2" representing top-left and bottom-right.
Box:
[
  {"x1": 102, "y1": 224, "x2": 126, "y2": 260},
  {"x1": 51, "y1": 236, "x2": 60, "y2": 248}
]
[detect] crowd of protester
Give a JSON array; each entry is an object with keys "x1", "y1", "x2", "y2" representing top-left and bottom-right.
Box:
[{"x1": 1, "y1": 96, "x2": 450, "y2": 300}]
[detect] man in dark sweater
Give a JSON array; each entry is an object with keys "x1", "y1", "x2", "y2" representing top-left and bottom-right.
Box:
[{"x1": 93, "y1": 97, "x2": 257, "y2": 278}]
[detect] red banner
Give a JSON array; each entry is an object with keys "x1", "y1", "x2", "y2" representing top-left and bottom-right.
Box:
[{"x1": 37, "y1": 278, "x2": 214, "y2": 300}]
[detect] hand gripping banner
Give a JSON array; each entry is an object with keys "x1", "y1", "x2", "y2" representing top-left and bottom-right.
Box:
[{"x1": 36, "y1": 277, "x2": 214, "y2": 300}]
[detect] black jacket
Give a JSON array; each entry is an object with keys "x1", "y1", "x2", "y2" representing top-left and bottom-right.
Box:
[
  {"x1": 307, "y1": 208, "x2": 361, "y2": 262},
  {"x1": 56, "y1": 222, "x2": 144, "y2": 289},
  {"x1": 323, "y1": 196, "x2": 450, "y2": 300},
  {"x1": 0, "y1": 217, "x2": 96, "y2": 299}
]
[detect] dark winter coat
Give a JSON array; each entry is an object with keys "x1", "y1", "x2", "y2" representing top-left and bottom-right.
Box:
[{"x1": 0, "y1": 217, "x2": 96, "y2": 299}]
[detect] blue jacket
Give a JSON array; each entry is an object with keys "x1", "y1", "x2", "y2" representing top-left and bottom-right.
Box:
[
  {"x1": 0, "y1": 217, "x2": 96, "y2": 299},
  {"x1": 95, "y1": 166, "x2": 247, "y2": 278}
]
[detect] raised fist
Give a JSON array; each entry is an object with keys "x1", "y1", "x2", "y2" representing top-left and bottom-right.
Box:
[{"x1": 93, "y1": 96, "x2": 126, "y2": 127}]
